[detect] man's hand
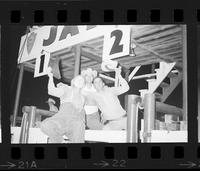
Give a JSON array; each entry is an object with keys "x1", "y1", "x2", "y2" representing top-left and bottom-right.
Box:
[
  {"x1": 115, "y1": 66, "x2": 122, "y2": 76},
  {"x1": 47, "y1": 67, "x2": 53, "y2": 77}
]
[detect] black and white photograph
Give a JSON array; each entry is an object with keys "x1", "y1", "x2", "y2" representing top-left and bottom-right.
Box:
[{"x1": 9, "y1": 25, "x2": 187, "y2": 143}]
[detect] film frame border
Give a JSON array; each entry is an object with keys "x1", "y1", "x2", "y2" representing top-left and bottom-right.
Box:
[{"x1": 0, "y1": 0, "x2": 199, "y2": 169}]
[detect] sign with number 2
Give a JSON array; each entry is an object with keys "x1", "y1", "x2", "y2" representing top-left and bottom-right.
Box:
[{"x1": 102, "y1": 26, "x2": 131, "y2": 61}]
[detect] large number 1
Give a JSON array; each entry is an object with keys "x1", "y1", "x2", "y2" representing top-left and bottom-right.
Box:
[
  {"x1": 109, "y1": 30, "x2": 123, "y2": 55},
  {"x1": 39, "y1": 54, "x2": 45, "y2": 73}
]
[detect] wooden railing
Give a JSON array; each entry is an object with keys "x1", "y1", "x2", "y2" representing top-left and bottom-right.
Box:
[{"x1": 19, "y1": 106, "x2": 56, "y2": 143}]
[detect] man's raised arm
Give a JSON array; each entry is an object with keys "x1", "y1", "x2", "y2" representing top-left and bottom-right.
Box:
[
  {"x1": 47, "y1": 67, "x2": 64, "y2": 98},
  {"x1": 111, "y1": 67, "x2": 130, "y2": 95}
]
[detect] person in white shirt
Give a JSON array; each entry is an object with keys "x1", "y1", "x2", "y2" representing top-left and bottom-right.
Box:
[
  {"x1": 81, "y1": 68, "x2": 103, "y2": 130},
  {"x1": 40, "y1": 67, "x2": 86, "y2": 143},
  {"x1": 92, "y1": 67, "x2": 130, "y2": 130}
]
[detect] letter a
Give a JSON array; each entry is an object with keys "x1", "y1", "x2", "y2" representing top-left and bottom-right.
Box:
[{"x1": 59, "y1": 26, "x2": 79, "y2": 41}]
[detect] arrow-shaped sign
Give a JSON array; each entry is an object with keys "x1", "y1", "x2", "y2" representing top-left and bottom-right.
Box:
[
  {"x1": 0, "y1": 162, "x2": 16, "y2": 169},
  {"x1": 93, "y1": 160, "x2": 109, "y2": 168},
  {"x1": 179, "y1": 161, "x2": 197, "y2": 168}
]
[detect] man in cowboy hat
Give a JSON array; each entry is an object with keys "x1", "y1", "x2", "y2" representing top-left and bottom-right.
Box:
[{"x1": 81, "y1": 68, "x2": 104, "y2": 130}]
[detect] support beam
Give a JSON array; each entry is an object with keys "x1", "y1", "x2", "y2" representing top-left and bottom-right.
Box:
[
  {"x1": 182, "y1": 25, "x2": 187, "y2": 121},
  {"x1": 13, "y1": 64, "x2": 24, "y2": 126},
  {"x1": 74, "y1": 45, "x2": 81, "y2": 77},
  {"x1": 131, "y1": 73, "x2": 157, "y2": 80},
  {"x1": 51, "y1": 47, "x2": 72, "y2": 57},
  {"x1": 81, "y1": 48, "x2": 102, "y2": 63},
  {"x1": 23, "y1": 106, "x2": 56, "y2": 117},
  {"x1": 156, "y1": 102, "x2": 182, "y2": 116},
  {"x1": 128, "y1": 66, "x2": 141, "y2": 82}
]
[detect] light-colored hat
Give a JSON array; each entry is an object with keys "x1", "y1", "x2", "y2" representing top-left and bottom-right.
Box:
[
  {"x1": 71, "y1": 75, "x2": 85, "y2": 87},
  {"x1": 81, "y1": 68, "x2": 97, "y2": 78},
  {"x1": 46, "y1": 98, "x2": 56, "y2": 104},
  {"x1": 101, "y1": 60, "x2": 118, "y2": 72},
  {"x1": 56, "y1": 82, "x2": 65, "y2": 88}
]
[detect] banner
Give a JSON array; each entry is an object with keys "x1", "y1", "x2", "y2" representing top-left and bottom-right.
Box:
[{"x1": 18, "y1": 25, "x2": 118, "y2": 64}]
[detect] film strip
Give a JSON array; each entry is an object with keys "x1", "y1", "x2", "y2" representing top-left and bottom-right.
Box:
[{"x1": 0, "y1": 0, "x2": 200, "y2": 169}]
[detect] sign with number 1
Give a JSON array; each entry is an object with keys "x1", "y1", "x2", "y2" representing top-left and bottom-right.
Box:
[
  {"x1": 34, "y1": 51, "x2": 50, "y2": 78},
  {"x1": 102, "y1": 26, "x2": 131, "y2": 61}
]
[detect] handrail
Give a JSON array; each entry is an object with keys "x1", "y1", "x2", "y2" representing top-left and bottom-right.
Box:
[{"x1": 22, "y1": 106, "x2": 56, "y2": 117}]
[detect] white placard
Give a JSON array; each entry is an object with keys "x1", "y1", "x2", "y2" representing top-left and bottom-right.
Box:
[
  {"x1": 102, "y1": 26, "x2": 131, "y2": 61},
  {"x1": 34, "y1": 51, "x2": 50, "y2": 77}
]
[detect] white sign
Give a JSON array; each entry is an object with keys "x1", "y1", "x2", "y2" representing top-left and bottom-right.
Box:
[
  {"x1": 34, "y1": 51, "x2": 50, "y2": 77},
  {"x1": 102, "y1": 26, "x2": 131, "y2": 61},
  {"x1": 18, "y1": 25, "x2": 118, "y2": 64}
]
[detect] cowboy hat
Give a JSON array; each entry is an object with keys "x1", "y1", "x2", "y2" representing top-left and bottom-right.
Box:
[
  {"x1": 56, "y1": 82, "x2": 65, "y2": 88},
  {"x1": 81, "y1": 68, "x2": 97, "y2": 78}
]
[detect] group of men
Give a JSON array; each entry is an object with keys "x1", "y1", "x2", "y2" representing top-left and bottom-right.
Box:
[{"x1": 40, "y1": 66, "x2": 130, "y2": 143}]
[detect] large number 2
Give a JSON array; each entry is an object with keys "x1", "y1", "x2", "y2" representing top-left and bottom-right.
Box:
[{"x1": 109, "y1": 30, "x2": 123, "y2": 55}]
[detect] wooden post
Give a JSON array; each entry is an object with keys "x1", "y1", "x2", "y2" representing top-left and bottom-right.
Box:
[
  {"x1": 74, "y1": 45, "x2": 81, "y2": 77},
  {"x1": 13, "y1": 63, "x2": 24, "y2": 126},
  {"x1": 182, "y1": 25, "x2": 187, "y2": 121},
  {"x1": 127, "y1": 95, "x2": 141, "y2": 143},
  {"x1": 143, "y1": 93, "x2": 155, "y2": 143}
]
